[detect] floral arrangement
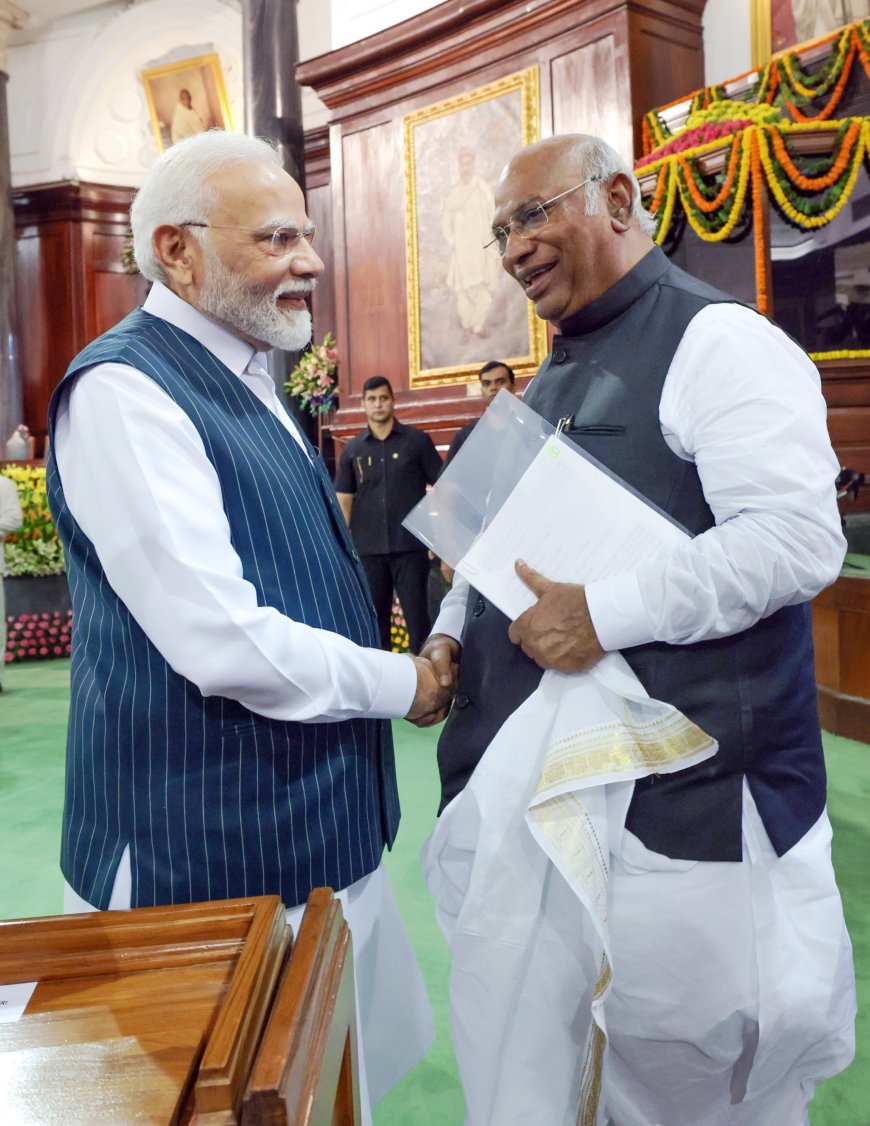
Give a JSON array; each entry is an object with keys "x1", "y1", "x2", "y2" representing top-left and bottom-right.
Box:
[
  {"x1": 1, "y1": 467, "x2": 65, "y2": 577},
  {"x1": 635, "y1": 19, "x2": 870, "y2": 320},
  {"x1": 636, "y1": 102, "x2": 781, "y2": 169},
  {"x1": 5, "y1": 610, "x2": 72, "y2": 665},
  {"x1": 390, "y1": 597, "x2": 410, "y2": 653},
  {"x1": 284, "y1": 332, "x2": 339, "y2": 417},
  {"x1": 642, "y1": 20, "x2": 870, "y2": 156}
]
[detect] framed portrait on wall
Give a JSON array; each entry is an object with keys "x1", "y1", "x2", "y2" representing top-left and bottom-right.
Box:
[
  {"x1": 141, "y1": 52, "x2": 233, "y2": 153},
  {"x1": 403, "y1": 67, "x2": 546, "y2": 389},
  {"x1": 751, "y1": 0, "x2": 869, "y2": 66}
]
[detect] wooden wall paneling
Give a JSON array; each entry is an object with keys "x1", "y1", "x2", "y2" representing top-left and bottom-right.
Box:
[
  {"x1": 304, "y1": 126, "x2": 338, "y2": 344},
  {"x1": 14, "y1": 183, "x2": 142, "y2": 448},
  {"x1": 14, "y1": 221, "x2": 79, "y2": 445},
  {"x1": 307, "y1": 181, "x2": 337, "y2": 343},
  {"x1": 550, "y1": 30, "x2": 628, "y2": 158},
  {"x1": 627, "y1": 7, "x2": 706, "y2": 158},
  {"x1": 813, "y1": 574, "x2": 870, "y2": 742},
  {"x1": 342, "y1": 120, "x2": 407, "y2": 397}
]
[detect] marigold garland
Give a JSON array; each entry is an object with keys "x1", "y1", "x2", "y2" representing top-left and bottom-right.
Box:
[
  {"x1": 756, "y1": 121, "x2": 868, "y2": 228},
  {"x1": 677, "y1": 134, "x2": 742, "y2": 214},
  {"x1": 749, "y1": 133, "x2": 769, "y2": 315},
  {"x1": 809, "y1": 349, "x2": 870, "y2": 361},
  {"x1": 644, "y1": 118, "x2": 869, "y2": 239},
  {"x1": 642, "y1": 18, "x2": 870, "y2": 156},
  {"x1": 782, "y1": 36, "x2": 857, "y2": 122},
  {"x1": 672, "y1": 129, "x2": 755, "y2": 243},
  {"x1": 768, "y1": 118, "x2": 861, "y2": 189},
  {"x1": 780, "y1": 25, "x2": 852, "y2": 100}
]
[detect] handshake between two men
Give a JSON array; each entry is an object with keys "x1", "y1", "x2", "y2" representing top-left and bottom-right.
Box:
[{"x1": 403, "y1": 560, "x2": 606, "y2": 727}]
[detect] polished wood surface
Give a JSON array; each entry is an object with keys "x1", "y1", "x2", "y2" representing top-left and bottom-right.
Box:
[
  {"x1": 297, "y1": 0, "x2": 706, "y2": 444},
  {"x1": 242, "y1": 887, "x2": 359, "y2": 1126},
  {"x1": 822, "y1": 357, "x2": 870, "y2": 513},
  {"x1": 0, "y1": 896, "x2": 289, "y2": 1126},
  {"x1": 813, "y1": 573, "x2": 870, "y2": 743},
  {"x1": 13, "y1": 182, "x2": 148, "y2": 448}
]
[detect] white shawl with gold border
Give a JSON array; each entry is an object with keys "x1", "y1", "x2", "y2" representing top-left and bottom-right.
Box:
[{"x1": 422, "y1": 652, "x2": 717, "y2": 1126}]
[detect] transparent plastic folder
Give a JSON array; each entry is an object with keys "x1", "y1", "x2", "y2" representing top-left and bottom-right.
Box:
[{"x1": 403, "y1": 389, "x2": 690, "y2": 620}]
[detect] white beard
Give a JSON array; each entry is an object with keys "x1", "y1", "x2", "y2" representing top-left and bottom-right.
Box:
[{"x1": 197, "y1": 242, "x2": 315, "y2": 351}]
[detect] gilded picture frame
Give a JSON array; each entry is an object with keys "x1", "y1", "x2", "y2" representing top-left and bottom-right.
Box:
[
  {"x1": 403, "y1": 67, "x2": 545, "y2": 389},
  {"x1": 141, "y1": 52, "x2": 233, "y2": 154}
]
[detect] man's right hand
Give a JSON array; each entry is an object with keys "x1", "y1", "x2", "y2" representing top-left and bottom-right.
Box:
[
  {"x1": 419, "y1": 633, "x2": 461, "y2": 693},
  {"x1": 405, "y1": 654, "x2": 454, "y2": 727}
]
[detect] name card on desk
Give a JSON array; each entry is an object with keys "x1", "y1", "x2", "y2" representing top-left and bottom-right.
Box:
[{"x1": 0, "y1": 980, "x2": 37, "y2": 1023}]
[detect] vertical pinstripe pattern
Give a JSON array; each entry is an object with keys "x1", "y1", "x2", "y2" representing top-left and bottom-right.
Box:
[{"x1": 47, "y1": 310, "x2": 400, "y2": 909}]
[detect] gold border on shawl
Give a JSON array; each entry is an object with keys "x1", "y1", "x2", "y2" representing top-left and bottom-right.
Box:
[{"x1": 535, "y1": 712, "x2": 715, "y2": 800}]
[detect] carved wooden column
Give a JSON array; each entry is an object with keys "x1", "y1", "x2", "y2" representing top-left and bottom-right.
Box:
[{"x1": 0, "y1": 1, "x2": 28, "y2": 445}]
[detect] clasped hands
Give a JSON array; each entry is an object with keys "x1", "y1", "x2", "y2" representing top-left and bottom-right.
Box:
[{"x1": 405, "y1": 561, "x2": 605, "y2": 727}]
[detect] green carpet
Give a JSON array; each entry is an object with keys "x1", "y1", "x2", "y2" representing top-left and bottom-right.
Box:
[{"x1": 0, "y1": 659, "x2": 867, "y2": 1123}]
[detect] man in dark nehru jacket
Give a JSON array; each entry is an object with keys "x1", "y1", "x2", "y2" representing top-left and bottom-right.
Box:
[
  {"x1": 46, "y1": 130, "x2": 446, "y2": 1124},
  {"x1": 422, "y1": 133, "x2": 855, "y2": 1124},
  {"x1": 335, "y1": 375, "x2": 442, "y2": 653}
]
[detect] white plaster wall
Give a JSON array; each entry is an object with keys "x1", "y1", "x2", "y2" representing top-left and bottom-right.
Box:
[
  {"x1": 298, "y1": 0, "x2": 331, "y2": 130},
  {"x1": 329, "y1": 0, "x2": 440, "y2": 49},
  {"x1": 8, "y1": 0, "x2": 244, "y2": 188},
  {"x1": 703, "y1": 0, "x2": 752, "y2": 86}
]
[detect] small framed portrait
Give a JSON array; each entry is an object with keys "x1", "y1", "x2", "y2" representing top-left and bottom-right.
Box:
[
  {"x1": 141, "y1": 52, "x2": 233, "y2": 153},
  {"x1": 403, "y1": 67, "x2": 546, "y2": 389}
]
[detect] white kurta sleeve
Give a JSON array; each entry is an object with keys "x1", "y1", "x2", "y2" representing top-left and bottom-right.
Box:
[
  {"x1": 432, "y1": 573, "x2": 471, "y2": 642},
  {"x1": 0, "y1": 475, "x2": 23, "y2": 535},
  {"x1": 54, "y1": 363, "x2": 417, "y2": 722},
  {"x1": 585, "y1": 303, "x2": 846, "y2": 650}
]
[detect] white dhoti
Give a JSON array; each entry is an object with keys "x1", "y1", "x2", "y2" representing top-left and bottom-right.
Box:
[{"x1": 422, "y1": 654, "x2": 855, "y2": 1125}]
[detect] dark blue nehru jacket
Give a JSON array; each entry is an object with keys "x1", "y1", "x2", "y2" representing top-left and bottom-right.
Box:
[
  {"x1": 48, "y1": 310, "x2": 400, "y2": 909},
  {"x1": 437, "y1": 247, "x2": 826, "y2": 862}
]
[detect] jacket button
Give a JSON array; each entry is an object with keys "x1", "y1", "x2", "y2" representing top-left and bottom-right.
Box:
[
  {"x1": 455, "y1": 692, "x2": 470, "y2": 708},
  {"x1": 553, "y1": 349, "x2": 567, "y2": 363},
  {"x1": 473, "y1": 598, "x2": 485, "y2": 616}
]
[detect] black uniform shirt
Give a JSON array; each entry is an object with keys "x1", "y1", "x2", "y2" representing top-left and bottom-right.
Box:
[{"x1": 334, "y1": 419, "x2": 442, "y2": 554}]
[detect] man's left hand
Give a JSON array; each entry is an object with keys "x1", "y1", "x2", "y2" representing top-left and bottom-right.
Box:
[{"x1": 508, "y1": 560, "x2": 605, "y2": 674}]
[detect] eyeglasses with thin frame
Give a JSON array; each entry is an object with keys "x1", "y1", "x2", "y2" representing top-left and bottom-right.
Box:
[
  {"x1": 484, "y1": 177, "x2": 601, "y2": 256},
  {"x1": 180, "y1": 221, "x2": 316, "y2": 258}
]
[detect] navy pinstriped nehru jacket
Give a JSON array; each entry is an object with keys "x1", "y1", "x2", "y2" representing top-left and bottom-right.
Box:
[{"x1": 47, "y1": 310, "x2": 400, "y2": 910}]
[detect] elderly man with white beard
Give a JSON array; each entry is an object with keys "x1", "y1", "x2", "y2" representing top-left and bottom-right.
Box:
[{"x1": 46, "y1": 130, "x2": 445, "y2": 1123}]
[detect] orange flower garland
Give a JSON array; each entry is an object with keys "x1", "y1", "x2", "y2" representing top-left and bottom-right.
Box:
[
  {"x1": 782, "y1": 36, "x2": 857, "y2": 122},
  {"x1": 769, "y1": 118, "x2": 862, "y2": 189},
  {"x1": 756, "y1": 121, "x2": 868, "y2": 229},
  {"x1": 749, "y1": 132, "x2": 769, "y2": 316},
  {"x1": 645, "y1": 119, "x2": 869, "y2": 240},
  {"x1": 677, "y1": 133, "x2": 742, "y2": 213},
  {"x1": 642, "y1": 19, "x2": 870, "y2": 155}
]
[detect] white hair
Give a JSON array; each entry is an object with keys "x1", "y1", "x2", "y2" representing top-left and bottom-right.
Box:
[
  {"x1": 576, "y1": 137, "x2": 657, "y2": 236},
  {"x1": 130, "y1": 131, "x2": 283, "y2": 284}
]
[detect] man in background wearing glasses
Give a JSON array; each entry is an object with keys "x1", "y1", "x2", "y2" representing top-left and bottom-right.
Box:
[
  {"x1": 423, "y1": 133, "x2": 855, "y2": 1124},
  {"x1": 46, "y1": 130, "x2": 444, "y2": 1124}
]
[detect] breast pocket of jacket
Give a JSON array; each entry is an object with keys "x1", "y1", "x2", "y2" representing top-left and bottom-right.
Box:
[{"x1": 566, "y1": 423, "x2": 627, "y2": 439}]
